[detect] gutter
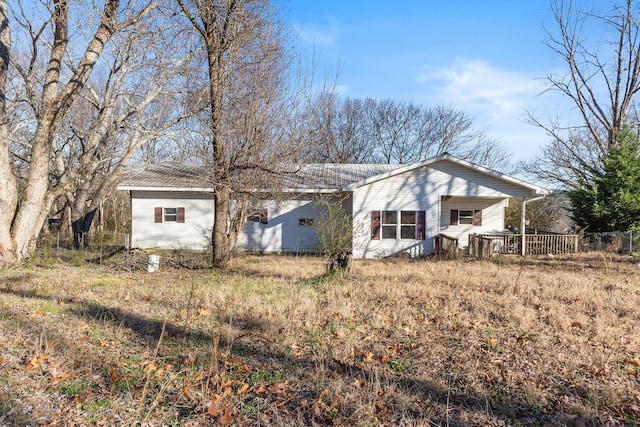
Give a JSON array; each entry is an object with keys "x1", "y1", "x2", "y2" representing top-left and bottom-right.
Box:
[{"x1": 521, "y1": 196, "x2": 546, "y2": 256}]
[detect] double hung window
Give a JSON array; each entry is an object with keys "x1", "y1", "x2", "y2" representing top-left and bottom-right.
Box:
[
  {"x1": 154, "y1": 207, "x2": 185, "y2": 223},
  {"x1": 371, "y1": 210, "x2": 425, "y2": 240}
]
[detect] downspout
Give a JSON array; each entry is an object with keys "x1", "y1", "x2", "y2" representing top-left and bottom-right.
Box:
[{"x1": 521, "y1": 196, "x2": 545, "y2": 256}]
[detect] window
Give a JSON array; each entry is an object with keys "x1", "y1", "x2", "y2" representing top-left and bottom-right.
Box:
[
  {"x1": 164, "y1": 207, "x2": 178, "y2": 222},
  {"x1": 381, "y1": 211, "x2": 397, "y2": 239},
  {"x1": 459, "y1": 210, "x2": 474, "y2": 225},
  {"x1": 247, "y1": 209, "x2": 268, "y2": 224},
  {"x1": 299, "y1": 218, "x2": 313, "y2": 226},
  {"x1": 401, "y1": 211, "x2": 417, "y2": 239},
  {"x1": 371, "y1": 210, "x2": 426, "y2": 240},
  {"x1": 154, "y1": 207, "x2": 185, "y2": 223},
  {"x1": 450, "y1": 209, "x2": 482, "y2": 226}
]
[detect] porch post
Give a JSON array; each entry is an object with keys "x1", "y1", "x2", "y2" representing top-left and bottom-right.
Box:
[
  {"x1": 521, "y1": 196, "x2": 546, "y2": 256},
  {"x1": 521, "y1": 197, "x2": 526, "y2": 256}
]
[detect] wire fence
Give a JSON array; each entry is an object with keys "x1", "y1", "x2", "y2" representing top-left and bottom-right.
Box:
[
  {"x1": 37, "y1": 231, "x2": 130, "y2": 264},
  {"x1": 580, "y1": 231, "x2": 638, "y2": 253}
]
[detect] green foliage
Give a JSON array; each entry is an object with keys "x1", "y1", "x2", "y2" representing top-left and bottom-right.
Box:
[
  {"x1": 505, "y1": 194, "x2": 568, "y2": 233},
  {"x1": 568, "y1": 129, "x2": 640, "y2": 232},
  {"x1": 248, "y1": 370, "x2": 283, "y2": 383},
  {"x1": 389, "y1": 358, "x2": 410, "y2": 373}
]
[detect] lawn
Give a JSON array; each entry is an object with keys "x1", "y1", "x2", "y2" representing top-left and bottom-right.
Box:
[{"x1": 0, "y1": 251, "x2": 639, "y2": 426}]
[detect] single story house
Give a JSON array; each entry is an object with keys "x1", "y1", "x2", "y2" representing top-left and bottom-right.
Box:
[{"x1": 117, "y1": 154, "x2": 547, "y2": 259}]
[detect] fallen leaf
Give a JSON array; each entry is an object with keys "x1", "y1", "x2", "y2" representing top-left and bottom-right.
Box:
[
  {"x1": 143, "y1": 360, "x2": 157, "y2": 372},
  {"x1": 269, "y1": 380, "x2": 288, "y2": 394},
  {"x1": 254, "y1": 384, "x2": 268, "y2": 394},
  {"x1": 364, "y1": 352, "x2": 376, "y2": 362},
  {"x1": 29, "y1": 310, "x2": 47, "y2": 318},
  {"x1": 627, "y1": 358, "x2": 640, "y2": 366},
  {"x1": 20, "y1": 353, "x2": 50, "y2": 370},
  {"x1": 207, "y1": 396, "x2": 223, "y2": 417},
  {"x1": 237, "y1": 383, "x2": 249, "y2": 394},
  {"x1": 217, "y1": 406, "x2": 235, "y2": 425},
  {"x1": 352, "y1": 376, "x2": 364, "y2": 388}
]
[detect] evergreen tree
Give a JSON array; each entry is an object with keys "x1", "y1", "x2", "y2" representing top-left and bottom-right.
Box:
[{"x1": 568, "y1": 129, "x2": 640, "y2": 232}]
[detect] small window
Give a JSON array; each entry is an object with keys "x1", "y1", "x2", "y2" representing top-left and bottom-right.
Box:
[
  {"x1": 299, "y1": 218, "x2": 313, "y2": 226},
  {"x1": 247, "y1": 209, "x2": 268, "y2": 224},
  {"x1": 459, "y1": 210, "x2": 474, "y2": 225},
  {"x1": 164, "y1": 207, "x2": 178, "y2": 222},
  {"x1": 450, "y1": 209, "x2": 482, "y2": 226},
  {"x1": 381, "y1": 211, "x2": 397, "y2": 239}
]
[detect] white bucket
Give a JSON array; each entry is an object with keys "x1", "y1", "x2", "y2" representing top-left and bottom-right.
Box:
[{"x1": 147, "y1": 254, "x2": 160, "y2": 273}]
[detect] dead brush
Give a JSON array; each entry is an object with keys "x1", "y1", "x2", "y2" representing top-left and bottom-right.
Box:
[{"x1": 1, "y1": 253, "x2": 639, "y2": 425}]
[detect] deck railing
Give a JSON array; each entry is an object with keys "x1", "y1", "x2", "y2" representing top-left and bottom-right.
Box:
[
  {"x1": 434, "y1": 234, "x2": 459, "y2": 258},
  {"x1": 468, "y1": 234, "x2": 495, "y2": 259},
  {"x1": 470, "y1": 233, "x2": 579, "y2": 257}
]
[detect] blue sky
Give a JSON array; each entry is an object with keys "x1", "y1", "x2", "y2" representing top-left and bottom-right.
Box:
[{"x1": 282, "y1": 0, "x2": 585, "y2": 163}]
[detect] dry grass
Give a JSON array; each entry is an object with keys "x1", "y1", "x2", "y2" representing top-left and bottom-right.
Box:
[{"x1": 0, "y1": 251, "x2": 639, "y2": 426}]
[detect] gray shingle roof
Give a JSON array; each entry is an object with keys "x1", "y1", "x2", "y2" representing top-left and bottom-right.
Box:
[
  {"x1": 117, "y1": 163, "x2": 403, "y2": 191},
  {"x1": 118, "y1": 164, "x2": 213, "y2": 190}
]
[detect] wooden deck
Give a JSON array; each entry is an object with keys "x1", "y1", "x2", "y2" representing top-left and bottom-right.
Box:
[{"x1": 469, "y1": 233, "x2": 579, "y2": 258}]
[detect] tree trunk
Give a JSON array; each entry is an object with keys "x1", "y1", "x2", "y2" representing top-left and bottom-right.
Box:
[
  {"x1": 71, "y1": 208, "x2": 97, "y2": 248},
  {"x1": 212, "y1": 187, "x2": 231, "y2": 268},
  {"x1": 0, "y1": 0, "x2": 17, "y2": 266}
]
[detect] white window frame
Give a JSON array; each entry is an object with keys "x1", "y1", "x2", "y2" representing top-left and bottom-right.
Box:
[
  {"x1": 164, "y1": 207, "x2": 178, "y2": 222},
  {"x1": 400, "y1": 211, "x2": 417, "y2": 240},
  {"x1": 458, "y1": 210, "x2": 474, "y2": 225},
  {"x1": 381, "y1": 211, "x2": 397, "y2": 239}
]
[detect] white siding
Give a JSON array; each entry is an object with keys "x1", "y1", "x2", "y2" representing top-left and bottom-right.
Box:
[
  {"x1": 352, "y1": 160, "x2": 536, "y2": 259},
  {"x1": 236, "y1": 197, "x2": 321, "y2": 254},
  {"x1": 440, "y1": 197, "x2": 508, "y2": 247},
  {"x1": 237, "y1": 194, "x2": 352, "y2": 254},
  {"x1": 130, "y1": 191, "x2": 214, "y2": 250}
]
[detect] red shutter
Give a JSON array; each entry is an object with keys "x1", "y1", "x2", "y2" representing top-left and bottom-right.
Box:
[
  {"x1": 371, "y1": 210, "x2": 381, "y2": 240},
  {"x1": 450, "y1": 209, "x2": 458, "y2": 226},
  {"x1": 177, "y1": 207, "x2": 185, "y2": 223},
  {"x1": 260, "y1": 208, "x2": 268, "y2": 224},
  {"x1": 154, "y1": 207, "x2": 163, "y2": 223},
  {"x1": 474, "y1": 209, "x2": 482, "y2": 226},
  {"x1": 416, "y1": 210, "x2": 426, "y2": 240}
]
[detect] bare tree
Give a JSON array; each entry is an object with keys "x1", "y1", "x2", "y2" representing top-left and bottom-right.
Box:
[
  {"x1": 176, "y1": 0, "x2": 314, "y2": 268},
  {"x1": 525, "y1": 0, "x2": 640, "y2": 185},
  {"x1": 52, "y1": 15, "x2": 199, "y2": 246},
  {"x1": 0, "y1": 0, "x2": 155, "y2": 266},
  {"x1": 310, "y1": 96, "x2": 510, "y2": 169},
  {"x1": 0, "y1": 0, "x2": 14, "y2": 262},
  {"x1": 310, "y1": 93, "x2": 377, "y2": 163}
]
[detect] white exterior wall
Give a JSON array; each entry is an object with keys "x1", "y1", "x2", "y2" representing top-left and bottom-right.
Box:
[
  {"x1": 130, "y1": 191, "x2": 347, "y2": 254},
  {"x1": 236, "y1": 196, "x2": 322, "y2": 254},
  {"x1": 439, "y1": 197, "x2": 508, "y2": 247},
  {"x1": 130, "y1": 191, "x2": 214, "y2": 250},
  {"x1": 352, "y1": 160, "x2": 538, "y2": 259}
]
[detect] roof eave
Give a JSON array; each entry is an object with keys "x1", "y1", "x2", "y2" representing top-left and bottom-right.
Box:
[
  {"x1": 343, "y1": 153, "x2": 548, "y2": 194},
  {"x1": 116, "y1": 186, "x2": 215, "y2": 192}
]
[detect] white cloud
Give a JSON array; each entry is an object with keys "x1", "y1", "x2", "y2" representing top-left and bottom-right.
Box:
[
  {"x1": 414, "y1": 58, "x2": 553, "y2": 161},
  {"x1": 416, "y1": 58, "x2": 542, "y2": 121},
  {"x1": 294, "y1": 16, "x2": 341, "y2": 46},
  {"x1": 334, "y1": 84, "x2": 351, "y2": 95}
]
